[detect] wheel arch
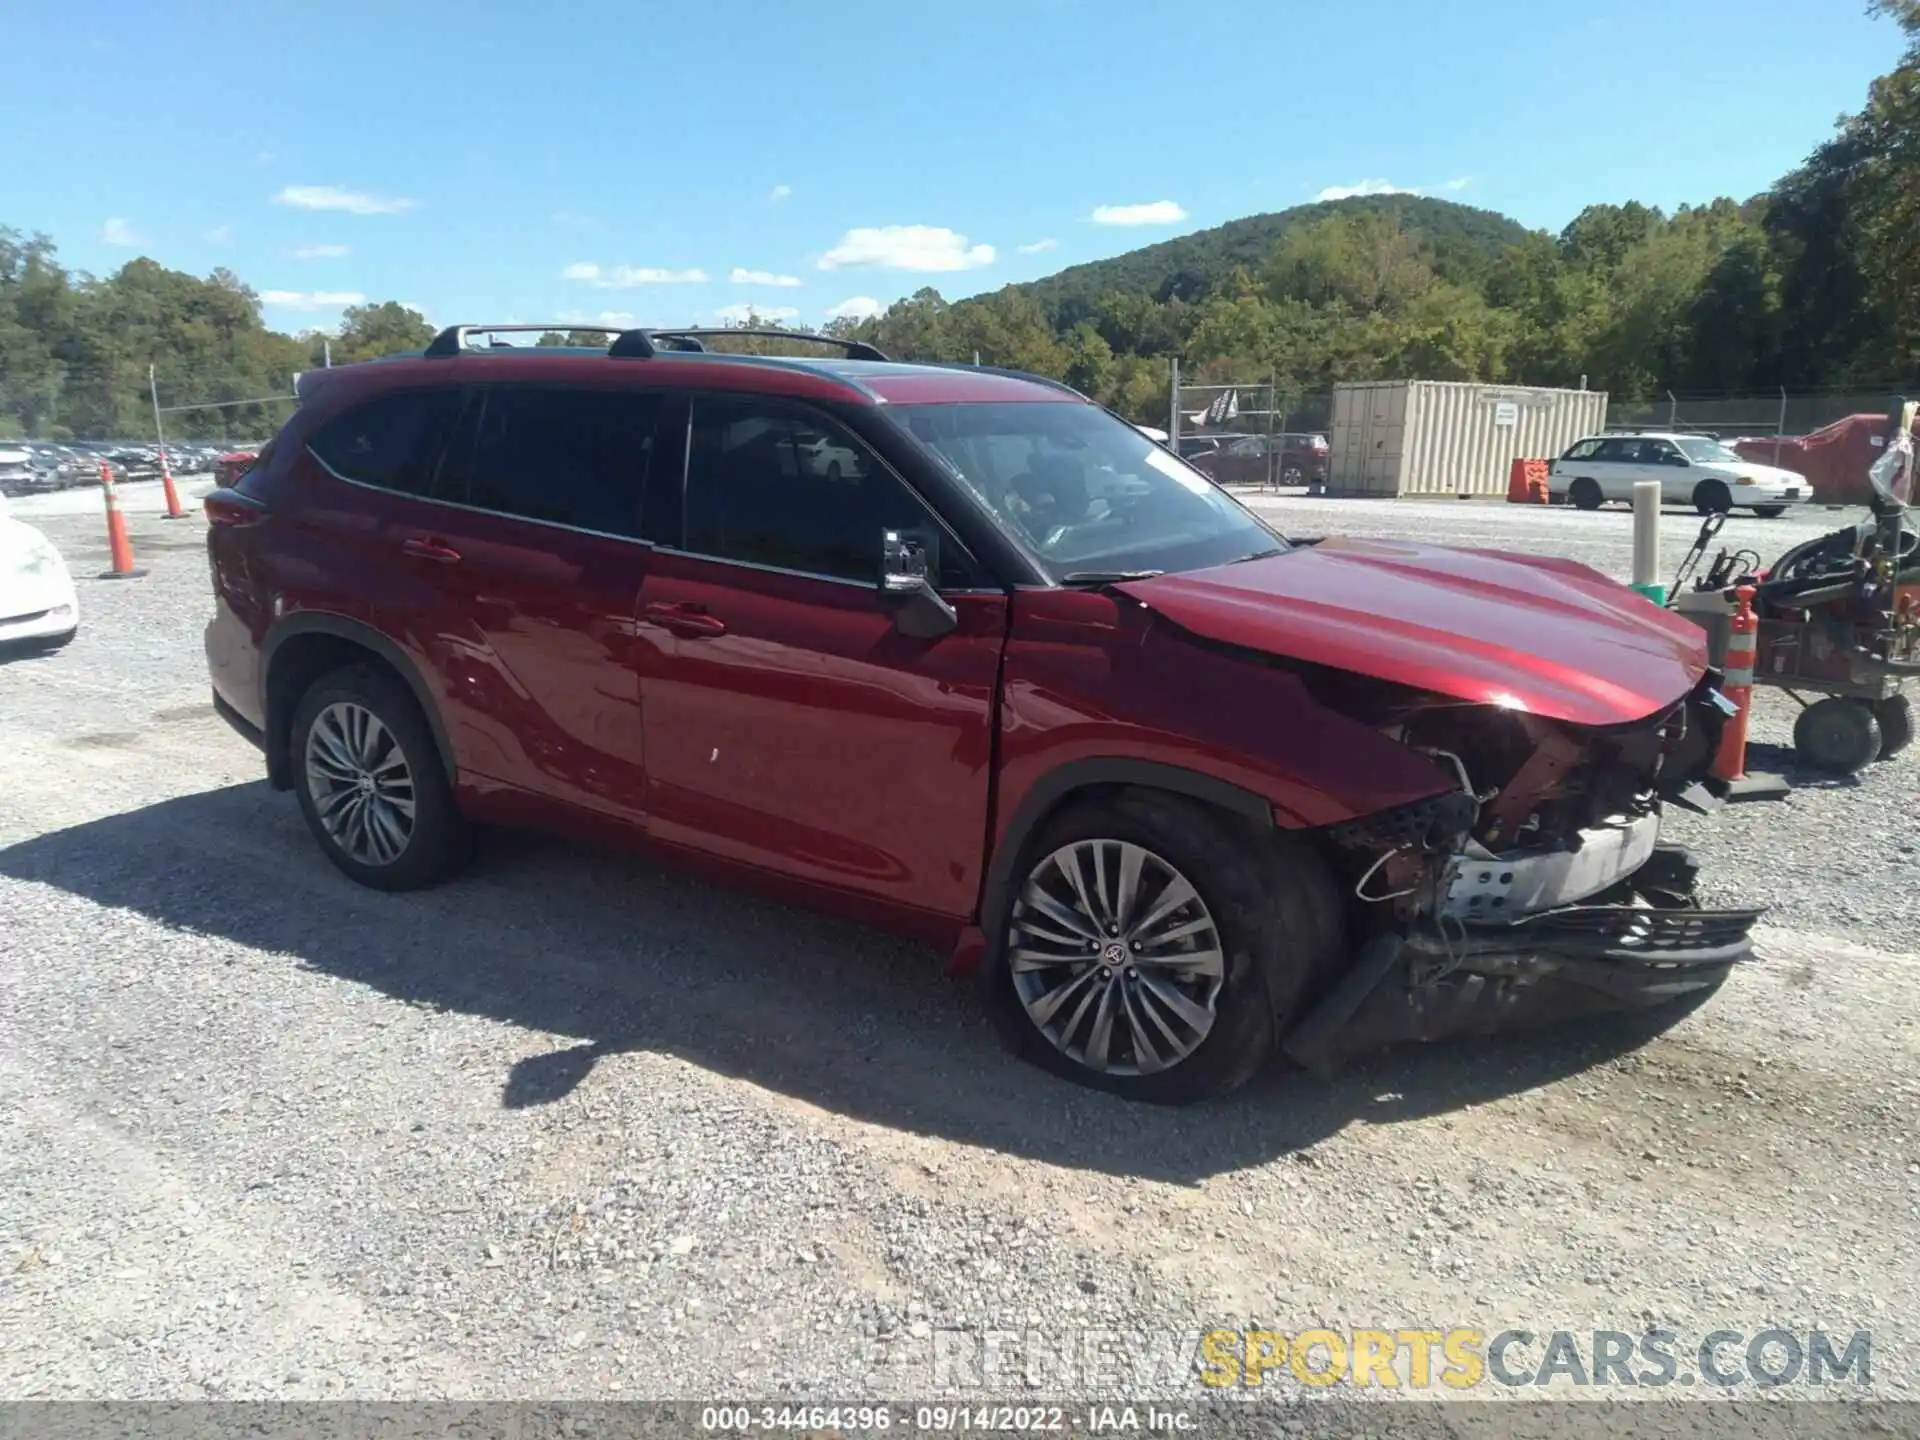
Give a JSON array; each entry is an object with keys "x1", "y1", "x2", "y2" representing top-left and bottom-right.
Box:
[
  {"x1": 261, "y1": 614, "x2": 454, "y2": 791},
  {"x1": 978, "y1": 758, "x2": 1275, "y2": 948}
]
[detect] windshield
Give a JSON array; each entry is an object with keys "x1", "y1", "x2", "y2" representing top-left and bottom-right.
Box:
[
  {"x1": 893, "y1": 402, "x2": 1285, "y2": 579},
  {"x1": 1674, "y1": 436, "x2": 1743, "y2": 464}
]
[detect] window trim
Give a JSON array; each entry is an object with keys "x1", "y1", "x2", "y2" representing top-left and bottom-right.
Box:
[{"x1": 662, "y1": 389, "x2": 993, "y2": 591}]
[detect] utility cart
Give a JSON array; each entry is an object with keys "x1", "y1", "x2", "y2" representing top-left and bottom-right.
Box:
[{"x1": 1669, "y1": 405, "x2": 1920, "y2": 775}]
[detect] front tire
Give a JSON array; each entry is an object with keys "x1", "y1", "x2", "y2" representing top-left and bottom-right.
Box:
[
  {"x1": 985, "y1": 789, "x2": 1342, "y2": 1103},
  {"x1": 1751, "y1": 505, "x2": 1787, "y2": 519},
  {"x1": 291, "y1": 663, "x2": 471, "y2": 890},
  {"x1": 1694, "y1": 479, "x2": 1733, "y2": 516}
]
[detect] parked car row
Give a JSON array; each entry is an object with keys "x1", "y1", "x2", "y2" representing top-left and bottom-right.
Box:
[{"x1": 0, "y1": 440, "x2": 263, "y2": 496}]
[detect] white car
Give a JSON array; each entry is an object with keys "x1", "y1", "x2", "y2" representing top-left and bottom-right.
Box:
[
  {"x1": 1549, "y1": 432, "x2": 1809, "y2": 517},
  {"x1": 0, "y1": 492, "x2": 79, "y2": 651}
]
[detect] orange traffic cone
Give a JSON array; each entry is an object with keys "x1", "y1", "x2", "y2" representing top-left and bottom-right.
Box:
[
  {"x1": 159, "y1": 449, "x2": 188, "y2": 520},
  {"x1": 99, "y1": 462, "x2": 149, "y2": 580}
]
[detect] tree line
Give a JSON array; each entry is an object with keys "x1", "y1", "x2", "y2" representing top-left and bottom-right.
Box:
[{"x1": 3, "y1": 1, "x2": 1915, "y2": 438}]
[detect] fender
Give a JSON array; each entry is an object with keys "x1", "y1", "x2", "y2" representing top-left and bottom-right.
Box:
[
  {"x1": 972, "y1": 757, "x2": 1275, "y2": 969},
  {"x1": 260, "y1": 612, "x2": 457, "y2": 788}
]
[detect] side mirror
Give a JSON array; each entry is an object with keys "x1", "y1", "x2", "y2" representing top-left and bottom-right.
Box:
[{"x1": 879, "y1": 530, "x2": 958, "y2": 640}]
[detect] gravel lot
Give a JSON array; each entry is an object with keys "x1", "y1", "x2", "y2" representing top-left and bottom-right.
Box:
[{"x1": 2, "y1": 484, "x2": 1916, "y2": 1419}]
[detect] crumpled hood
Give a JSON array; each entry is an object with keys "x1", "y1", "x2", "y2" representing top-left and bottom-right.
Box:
[{"x1": 1116, "y1": 536, "x2": 1710, "y2": 726}]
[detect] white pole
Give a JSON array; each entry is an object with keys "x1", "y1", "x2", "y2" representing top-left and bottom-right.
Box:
[
  {"x1": 1632, "y1": 479, "x2": 1663, "y2": 603},
  {"x1": 1169, "y1": 357, "x2": 1181, "y2": 452},
  {"x1": 148, "y1": 365, "x2": 167, "y2": 466},
  {"x1": 325, "y1": 339, "x2": 333, "y2": 368}
]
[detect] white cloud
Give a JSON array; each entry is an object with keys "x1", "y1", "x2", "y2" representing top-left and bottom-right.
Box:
[
  {"x1": 1089, "y1": 201, "x2": 1187, "y2": 226},
  {"x1": 101, "y1": 217, "x2": 144, "y2": 246},
  {"x1": 291, "y1": 242, "x2": 351, "y2": 259},
  {"x1": 560, "y1": 308, "x2": 637, "y2": 327},
  {"x1": 769, "y1": 184, "x2": 792, "y2": 203},
  {"x1": 730, "y1": 267, "x2": 803, "y2": 287},
  {"x1": 562, "y1": 262, "x2": 708, "y2": 287},
  {"x1": 1016, "y1": 238, "x2": 1059, "y2": 254},
  {"x1": 1443, "y1": 176, "x2": 1474, "y2": 192},
  {"x1": 204, "y1": 224, "x2": 234, "y2": 244},
  {"x1": 818, "y1": 225, "x2": 993, "y2": 272},
  {"x1": 716, "y1": 303, "x2": 800, "y2": 324},
  {"x1": 826, "y1": 296, "x2": 884, "y2": 322},
  {"x1": 273, "y1": 185, "x2": 418, "y2": 216},
  {"x1": 1313, "y1": 179, "x2": 1422, "y2": 202},
  {"x1": 260, "y1": 289, "x2": 367, "y2": 311}
]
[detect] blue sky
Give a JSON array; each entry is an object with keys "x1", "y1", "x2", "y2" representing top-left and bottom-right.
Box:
[{"x1": 0, "y1": 0, "x2": 1902, "y2": 337}]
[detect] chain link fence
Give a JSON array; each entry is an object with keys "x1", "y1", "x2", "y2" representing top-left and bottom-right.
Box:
[
  {"x1": 1605, "y1": 390, "x2": 1911, "y2": 442},
  {"x1": 1167, "y1": 370, "x2": 1335, "y2": 490}
]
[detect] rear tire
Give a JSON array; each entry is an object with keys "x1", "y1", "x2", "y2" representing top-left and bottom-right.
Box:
[
  {"x1": 1793, "y1": 697, "x2": 1882, "y2": 776},
  {"x1": 1874, "y1": 694, "x2": 1913, "y2": 759},
  {"x1": 1751, "y1": 505, "x2": 1787, "y2": 519},
  {"x1": 290, "y1": 663, "x2": 471, "y2": 891},
  {"x1": 985, "y1": 789, "x2": 1343, "y2": 1103},
  {"x1": 1568, "y1": 478, "x2": 1603, "y2": 511},
  {"x1": 1694, "y1": 480, "x2": 1733, "y2": 515}
]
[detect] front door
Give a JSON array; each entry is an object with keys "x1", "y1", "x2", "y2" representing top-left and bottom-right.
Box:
[
  {"x1": 634, "y1": 395, "x2": 1006, "y2": 922},
  {"x1": 398, "y1": 382, "x2": 662, "y2": 820}
]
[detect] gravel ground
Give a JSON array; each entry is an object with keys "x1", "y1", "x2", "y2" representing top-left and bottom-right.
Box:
[{"x1": 1, "y1": 488, "x2": 1916, "y2": 1419}]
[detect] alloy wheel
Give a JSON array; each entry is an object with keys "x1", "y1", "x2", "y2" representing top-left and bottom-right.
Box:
[
  {"x1": 1008, "y1": 839, "x2": 1225, "y2": 1076},
  {"x1": 303, "y1": 701, "x2": 417, "y2": 866}
]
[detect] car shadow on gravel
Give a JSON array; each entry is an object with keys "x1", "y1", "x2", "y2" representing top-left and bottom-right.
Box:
[{"x1": 0, "y1": 782, "x2": 1706, "y2": 1184}]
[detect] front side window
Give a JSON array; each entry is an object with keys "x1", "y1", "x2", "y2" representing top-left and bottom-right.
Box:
[
  {"x1": 307, "y1": 388, "x2": 463, "y2": 494},
  {"x1": 682, "y1": 398, "x2": 972, "y2": 585},
  {"x1": 441, "y1": 386, "x2": 660, "y2": 537},
  {"x1": 893, "y1": 401, "x2": 1284, "y2": 580}
]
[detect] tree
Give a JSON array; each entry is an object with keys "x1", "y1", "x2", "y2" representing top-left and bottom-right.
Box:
[{"x1": 330, "y1": 302, "x2": 434, "y2": 364}]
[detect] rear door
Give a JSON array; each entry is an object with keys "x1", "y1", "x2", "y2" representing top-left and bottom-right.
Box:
[
  {"x1": 396, "y1": 383, "x2": 663, "y2": 820},
  {"x1": 633, "y1": 394, "x2": 1006, "y2": 922},
  {"x1": 1590, "y1": 437, "x2": 1642, "y2": 501}
]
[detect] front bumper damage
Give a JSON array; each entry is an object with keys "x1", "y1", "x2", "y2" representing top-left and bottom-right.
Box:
[{"x1": 1283, "y1": 679, "x2": 1762, "y2": 1073}]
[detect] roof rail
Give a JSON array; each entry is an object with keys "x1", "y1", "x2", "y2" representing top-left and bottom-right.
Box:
[
  {"x1": 422, "y1": 323, "x2": 631, "y2": 358},
  {"x1": 630, "y1": 328, "x2": 889, "y2": 362},
  {"x1": 422, "y1": 322, "x2": 888, "y2": 364}
]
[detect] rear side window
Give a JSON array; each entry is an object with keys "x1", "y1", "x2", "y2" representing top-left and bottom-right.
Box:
[
  {"x1": 307, "y1": 388, "x2": 463, "y2": 494},
  {"x1": 1592, "y1": 438, "x2": 1634, "y2": 462},
  {"x1": 441, "y1": 386, "x2": 660, "y2": 537},
  {"x1": 1562, "y1": 439, "x2": 1602, "y2": 461}
]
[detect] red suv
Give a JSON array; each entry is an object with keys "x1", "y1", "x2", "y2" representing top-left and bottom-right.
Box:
[{"x1": 204, "y1": 324, "x2": 1757, "y2": 1101}]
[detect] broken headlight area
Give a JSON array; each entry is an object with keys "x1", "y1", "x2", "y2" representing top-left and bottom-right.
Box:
[{"x1": 1299, "y1": 684, "x2": 1761, "y2": 1069}]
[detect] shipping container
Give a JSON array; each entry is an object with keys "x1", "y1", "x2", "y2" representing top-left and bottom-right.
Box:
[{"x1": 1328, "y1": 380, "x2": 1609, "y2": 498}]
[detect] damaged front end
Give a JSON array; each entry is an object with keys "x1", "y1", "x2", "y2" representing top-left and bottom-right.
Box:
[{"x1": 1284, "y1": 672, "x2": 1762, "y2": 1073}]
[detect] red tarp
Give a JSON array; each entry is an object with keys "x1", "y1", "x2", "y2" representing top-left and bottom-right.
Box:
[{"x1": 1731, "y1": 414, "x2": 1917, "y2": 506}]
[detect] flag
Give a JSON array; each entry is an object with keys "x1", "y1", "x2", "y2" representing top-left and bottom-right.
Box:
[{"x1": 1203, "y1": 389, "x2": 1239, "y2": 427}]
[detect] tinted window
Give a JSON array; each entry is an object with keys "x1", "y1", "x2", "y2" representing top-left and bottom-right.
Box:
[
  {"x1": 1563, "y1": 439, "x2": 1602, "y2": 460},
  {"x1": 443, "y1": 386, "x2": 660, "y2": 537},
  {"x1": 683, "y1": 398, "x2": 972, "y2": 585},
  {"x1": 1591, "y1": 438, "x2": 1635, "y2": 462},
  {"x1": 308, "y1": 389, "x2": 463, "y2": 494}
]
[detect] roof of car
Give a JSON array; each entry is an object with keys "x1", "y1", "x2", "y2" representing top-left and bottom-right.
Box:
[{"x1": 301, "y1": 339, "x2": 1081, "y2": 411}]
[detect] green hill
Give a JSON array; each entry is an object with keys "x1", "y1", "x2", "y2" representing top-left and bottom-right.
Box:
[{"x1": 1013, "y1": 194, "x2": 1538, "y2": 325}]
